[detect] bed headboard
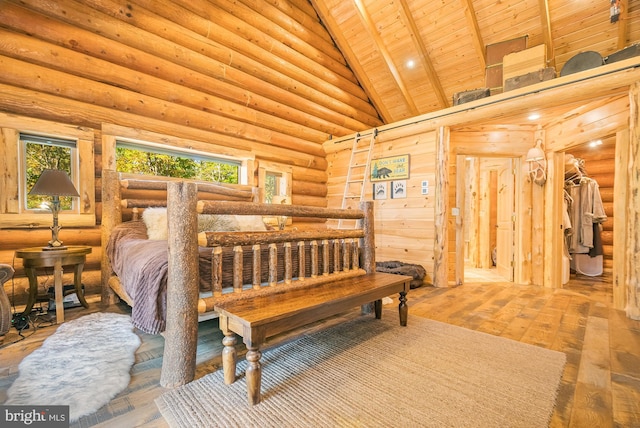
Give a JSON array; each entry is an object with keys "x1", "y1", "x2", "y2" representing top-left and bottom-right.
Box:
[{"x1": 100, "y1": 169, "x2": 259, "y2": 303}]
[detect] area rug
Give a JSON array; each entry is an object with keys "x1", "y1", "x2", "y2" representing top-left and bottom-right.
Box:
[
  {"x1": 5, "y1": 312, "x2": 140, "y2": 422},
  {"x1": 156, "y1": 315, "x2": 566, "y2": 428}
]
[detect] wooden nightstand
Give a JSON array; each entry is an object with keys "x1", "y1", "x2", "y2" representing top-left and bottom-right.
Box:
[{"x1": 15, "y1": 246, "x2": 92, "y2": 324}]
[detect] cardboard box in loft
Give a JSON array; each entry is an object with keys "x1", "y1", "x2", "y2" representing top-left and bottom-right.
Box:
[{"x1": 502, "y1": 44, "x2": 547, "y2": 87}]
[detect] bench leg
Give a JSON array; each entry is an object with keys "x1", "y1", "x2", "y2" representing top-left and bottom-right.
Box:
[
  {"x1": 246, "y1": 345, "x2": 262, "y2": 405},
  {"x1": 399, "y1": 291, "x2": 408, "y2": 326},
  {"x1": 374, "y1": 299, "x2": 382, "y2": 319},
  {"x1": 222, "y1": 332, "x2": 237, "y2": 385}
]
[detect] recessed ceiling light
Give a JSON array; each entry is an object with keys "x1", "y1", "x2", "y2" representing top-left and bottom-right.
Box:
[
  {"x1": 528, "y1": 113, "x2": 541, "y2": 121},
  {"x1": 406, "y1": 59, "x2": 415, "y2": 69},
  {"x1": 589, "y1": 139, "x2": 603, "y2": 147}
]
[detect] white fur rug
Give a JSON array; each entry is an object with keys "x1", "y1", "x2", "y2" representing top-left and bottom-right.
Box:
[{"x1": 6, "y1": 312, "x2": 140, "y2": 422}]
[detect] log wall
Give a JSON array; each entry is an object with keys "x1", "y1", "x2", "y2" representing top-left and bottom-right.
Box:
[{"x1": 0, "y1": 0, "x2": 380, "y2": 306}]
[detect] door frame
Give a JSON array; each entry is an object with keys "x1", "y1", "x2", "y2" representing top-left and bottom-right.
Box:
[{"x1": 456, "y1": 155, "x2": 524, "y2": 284}]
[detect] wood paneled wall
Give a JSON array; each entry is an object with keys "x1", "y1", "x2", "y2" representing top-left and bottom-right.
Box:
[
  {"x1": 0, "y1": 0, "x2": 381, "y2": 305},
  {"x1": 325, "y1": 67, "x2": 637, "y2": 293},
  {"x1": 325, "y1": 130, "x2": 437, "y2": 284}
]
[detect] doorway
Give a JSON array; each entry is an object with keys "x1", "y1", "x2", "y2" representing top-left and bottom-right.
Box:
[{"x1": 461, "y1": 156, "x2": 518, "y2": 283}]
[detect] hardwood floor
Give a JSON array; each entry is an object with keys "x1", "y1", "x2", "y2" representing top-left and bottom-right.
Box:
[{"x1": 1, "y1": 272, "x2": 639, "y2": 427}]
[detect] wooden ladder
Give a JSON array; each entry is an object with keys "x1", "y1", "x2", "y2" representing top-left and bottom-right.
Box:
[{"x1": 338, "y1": 129, "x2": 377, "y2": 228}]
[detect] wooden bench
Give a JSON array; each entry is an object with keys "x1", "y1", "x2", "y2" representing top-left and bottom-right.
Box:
[
  {"x1": 157, "y1": 181, "x2": 411, "y2": 398},
  {"x1": 194, "y1": 198, "x2": 411, "y2": 405},
  {"x1": 216, "y1": 271, "x2": 409, "y2": 405}
]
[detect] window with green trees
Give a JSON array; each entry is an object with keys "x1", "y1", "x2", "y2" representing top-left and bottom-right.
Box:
[
  {"x1": 116, "y1": 142, "x2": 240, "y2": 184},
  {"x1": 22, "y1": 134, "x2": 76, "y2": 211}
]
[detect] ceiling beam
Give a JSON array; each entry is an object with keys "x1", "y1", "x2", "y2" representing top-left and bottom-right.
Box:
[
  {"x1": 309, "y1": 0, "x2": 391, "y2": 123},
  {"x1": 398, "y1": 0, "x2": 448, "y2": 109},
  {"x1": 459, "y1": 0, "x2": 486, "y2": 71},
  {"x1": 538, "y1": 0, "x2": 555, "y2": 69},
  {"x1": 353, "y1": 0, "x2": 420, "y2": 117}
]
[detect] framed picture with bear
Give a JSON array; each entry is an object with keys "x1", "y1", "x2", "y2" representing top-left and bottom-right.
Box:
[{"x1": 370, "y1": 154, "x2": 410, "y2": 182}]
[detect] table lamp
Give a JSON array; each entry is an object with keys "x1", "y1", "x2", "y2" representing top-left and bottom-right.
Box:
[{"x1": 29, "y1": 169, "x2": 80, "y2": 250}]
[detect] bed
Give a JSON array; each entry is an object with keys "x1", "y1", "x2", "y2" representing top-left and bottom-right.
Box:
[
  {"x1": 101, "y1": 171, "x2": 271, "y2": 334},
  {"x1": 100, "y1": 169, "x2": 387, "y2": 388}
]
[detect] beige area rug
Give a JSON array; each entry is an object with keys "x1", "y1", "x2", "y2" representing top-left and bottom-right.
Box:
[{"x1": 156, "y1": 315, "x2": 566, "y2": 428}]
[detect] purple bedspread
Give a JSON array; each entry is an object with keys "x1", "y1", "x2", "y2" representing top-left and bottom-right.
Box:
[
  {"x1": 107, "y1": 221, "x2": 171, "y2": 334},
  {"x1": 107, "y1": 221, "x2": 321, "y2": 334}
]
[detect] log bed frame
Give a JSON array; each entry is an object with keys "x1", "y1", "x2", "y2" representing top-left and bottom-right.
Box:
[{"x1": 101, "y1": 170, "x2": 411, "y2": 403}]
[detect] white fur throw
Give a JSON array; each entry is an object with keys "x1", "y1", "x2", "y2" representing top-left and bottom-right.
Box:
[
  {"x1": 235, "y1": 215, "x2": 268, "y2": 231},
  {"x1": 197, "y1": 214, "x2": 241, "y2": 232},
  {"x1": 142, "y1": 207, "x2": 267, "y2": 239},
  {"x1": 142, "y1": 207, "x2": 168, "y2": 240}
]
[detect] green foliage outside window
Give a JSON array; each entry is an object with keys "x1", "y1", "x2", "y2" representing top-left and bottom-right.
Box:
[
  {"x1": 25, "y1": 142, "x2": 73, "y2": 210},
  {"x1": 116, "y1": 147, "x2": 239, "y2": 184}
]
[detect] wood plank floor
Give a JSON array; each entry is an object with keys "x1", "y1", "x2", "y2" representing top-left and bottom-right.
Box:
[{"x1": 1, "y1": 270, "x2": 639, "y2": 427}]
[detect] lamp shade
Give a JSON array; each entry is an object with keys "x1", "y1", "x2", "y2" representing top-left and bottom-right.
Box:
[{"x1": 29, "y1": 169, "x2": 79, "y2": 197}]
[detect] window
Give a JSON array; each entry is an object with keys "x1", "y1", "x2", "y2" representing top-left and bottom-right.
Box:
[
  {"x1": 116, "y1": 141, "x2": 241, "y2": 184},
  {"x1": 264, "y1": 171, "x2": 288, "y2": 204},
  {"x1": 0, "y1": 113, "x2": 95, "y2": 228},
  {"x1": 22, "y1": 134, "x2": 77, "y2": 211},
  {"x1": 259, "y1": 162, "x2": 292, "y2": 227}
]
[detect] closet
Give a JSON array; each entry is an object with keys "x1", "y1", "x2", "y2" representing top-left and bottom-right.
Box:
[{"x1": 563, "y1": 151, "x2": 609, "y2": 281}]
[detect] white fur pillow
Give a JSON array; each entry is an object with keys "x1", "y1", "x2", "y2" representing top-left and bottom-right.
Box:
[
  {"x1": 197, "y1": 214, "x2": 240, "y2": 232},
  {"x1": 142, "y1": 208, "x2": 267, "y2": 238},
  {"x1": 235, "y1": 215, "x2": 268, "y2": 231},
  {"x1": 142, "y1": 207, "x2": 168, "y2": 240}
]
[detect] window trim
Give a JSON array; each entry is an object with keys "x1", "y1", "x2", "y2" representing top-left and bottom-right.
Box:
[
  {"x1": 259, "y1": 161, "x2": 293, "y2": 227},
  {"x1": 115, "y1": 138, "x2": 243, "y2": 183},
  {"x1": 101, "y1": 125, "x2": 254, "y2": 186},
  {"x1": 20, "y1": 133, "x2": 80, "y2": 213},
  {"x1": 0, "y1": 114, "x2": 95, "y2": 228}
]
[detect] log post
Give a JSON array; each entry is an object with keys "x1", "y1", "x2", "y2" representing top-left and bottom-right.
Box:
[
  {"x1": 434, "y1": 126, "x2": 450, "y2": 287},
  {"x1": 359, "y1": 201, "x2": 375, "y2": 274},
  {"x1": 160, "y1": 181, "x2": 199, "y2": 388},
  {"x1": 613, "y1": 129, "x2": 629, "y2": 310},
  {"x1": 359, "y1": 200, "x2": 375, "y2": 315},
  {"x1": 101, "y1": 169, "x2": 121, "y2": 305},
  {"x1": 626, "y1": 83, "x2": 640, "y2": 319},
  {"x1": 454, "y1": 155, "x2": 465, "y2": 285}
]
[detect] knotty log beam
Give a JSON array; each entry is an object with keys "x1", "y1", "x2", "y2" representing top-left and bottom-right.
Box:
[
  {"x1": 198, "y1": 200, "x2": 365, "y2": 219},
  {"x1": 199, "y1": 229, "x2": 364, "y2": 248},
  {"x1": 161, "y1": 181, "x2": 199, "y2": 388},
  {"x1": 123, "y1": 177, "x2": 255, "y2": 200},
  {"x1": 101, "y1": 169, "x2": 121, "y2": 305},
  {"x1": 433, "y1": 127, "x2": 450, "y2": 287},
  {"x1": 625, "y1": 83, "x2": 640, "y2": 319},
  {"x1": 613, "y1": 129, "x2": 629, "y2": 310}
]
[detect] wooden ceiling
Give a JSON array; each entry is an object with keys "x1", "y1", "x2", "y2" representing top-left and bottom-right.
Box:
[
  {"x1": 1, "y1": 0, "x2": 639, "y2": 164},
  {"x1": 311, "y1": 0, "x2": 640, "y2": 124}
]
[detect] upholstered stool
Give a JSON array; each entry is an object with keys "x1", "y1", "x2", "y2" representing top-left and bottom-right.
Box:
[{"x1": 0, "y1": 264, "x2": 14, "y2": 344}]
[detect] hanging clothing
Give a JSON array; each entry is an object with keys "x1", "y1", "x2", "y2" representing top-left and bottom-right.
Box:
[{"x1": 566, "y1": 177, "x2": 607, "y2": 254}]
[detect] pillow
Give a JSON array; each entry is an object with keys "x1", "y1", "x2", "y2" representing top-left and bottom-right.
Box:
[
  {"x1": 235, "y1": 215, "x2": 268, "y2": 231},
  {"x1": 142, "y1": 208, "x2": 267, "y2": 238},
  {"x1": 142, "y1": 207, "x2": 168, "y2": 240},
  {"x1": 197, "y1": 214, "x2": 241, "y2": 232}
]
